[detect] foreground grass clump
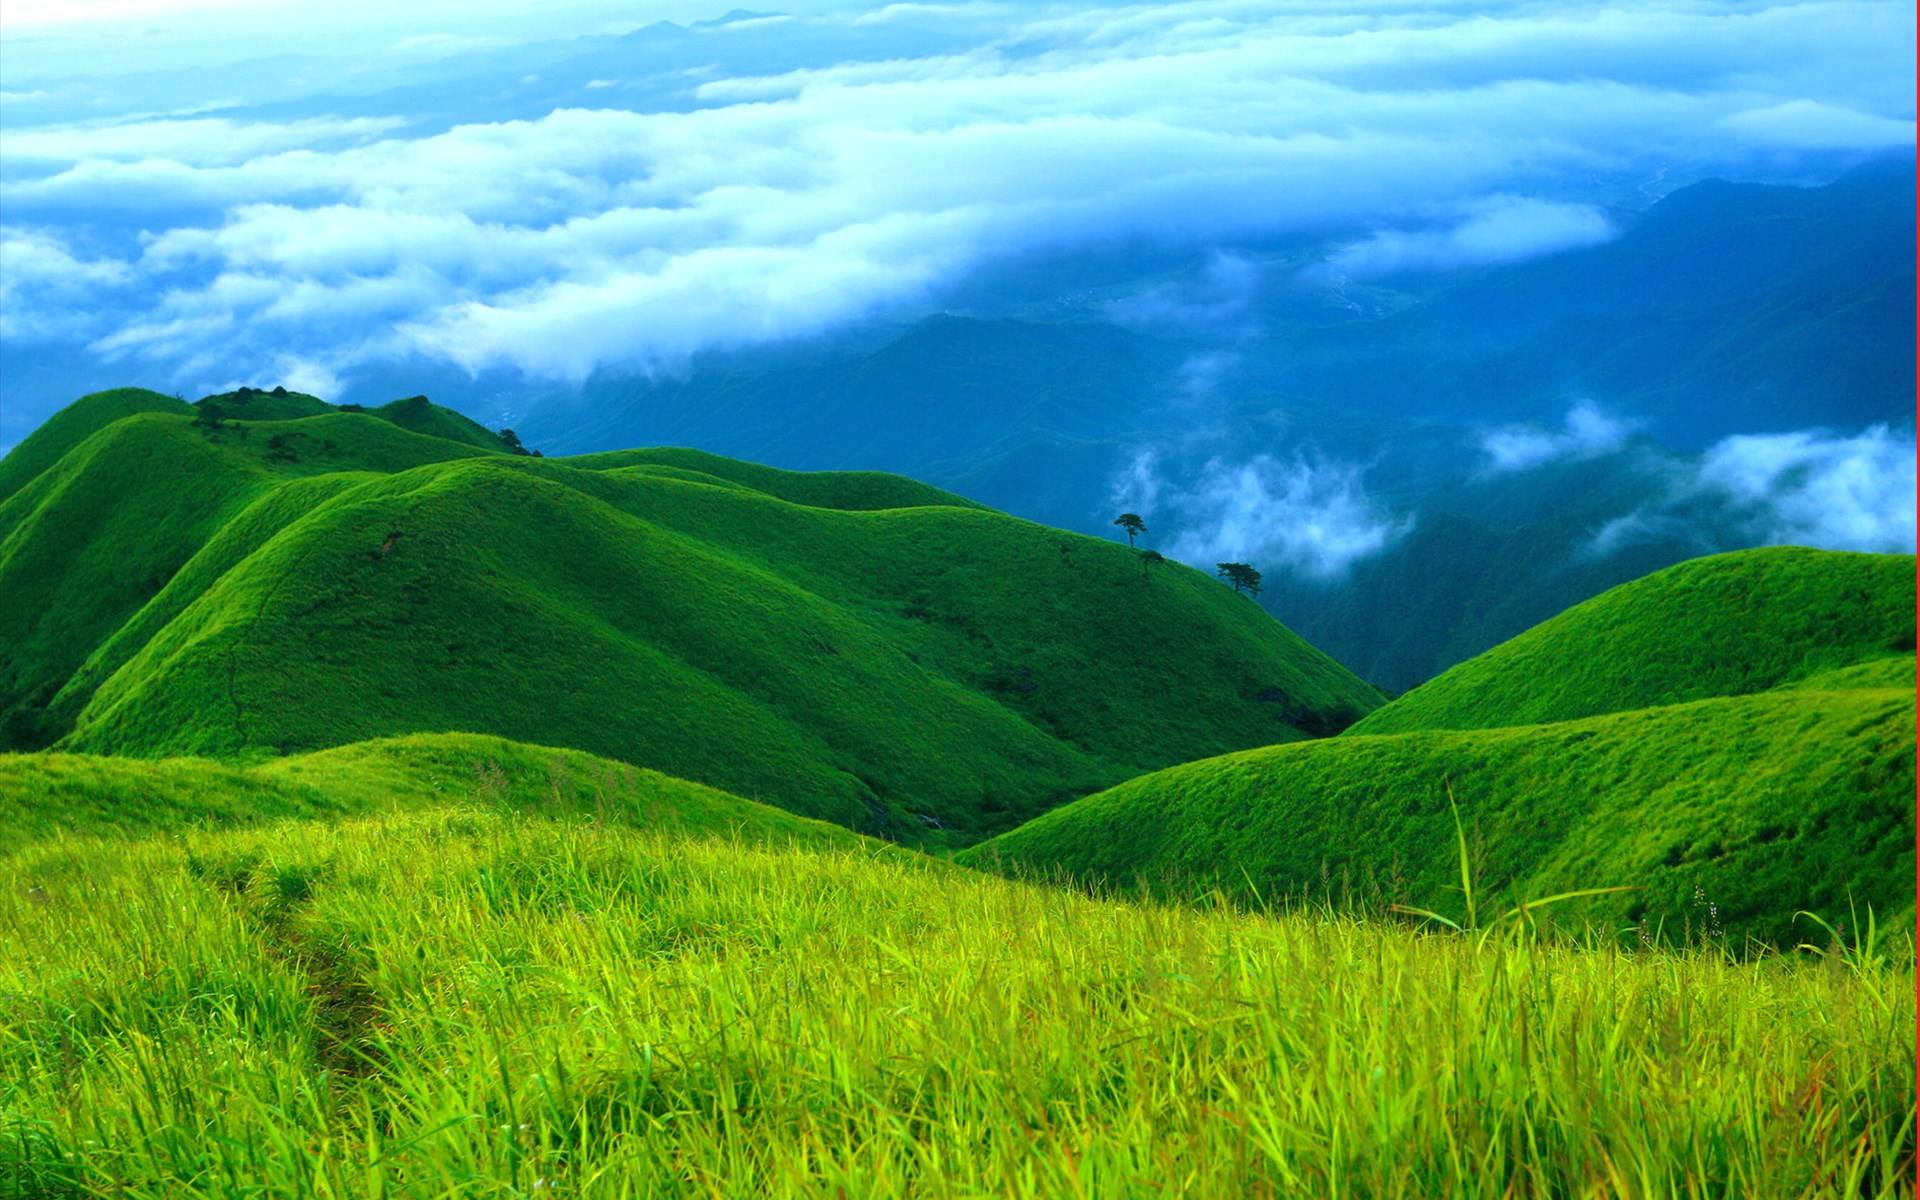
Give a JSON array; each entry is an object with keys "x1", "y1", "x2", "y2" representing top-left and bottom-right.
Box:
[{"x1": 3, "y1": 809, "x2": 1912, "y2": 1198}]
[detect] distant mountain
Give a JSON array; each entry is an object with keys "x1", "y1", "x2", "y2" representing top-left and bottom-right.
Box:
[
  {"x1": 963, "y1": 547, "x2": 1918, "y2": 944},
  {"x1": 0, "y1": 390, "x2": 1382, "y2": 841},
  {"x1": 521, "y1": 160, "x2": 1916, "y2": 693},
  {"x1": 1276, "y1": 157, "x2": 1916, "y2": 442}
]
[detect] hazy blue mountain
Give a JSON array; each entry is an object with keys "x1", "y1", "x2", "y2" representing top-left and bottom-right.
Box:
[{"x1": 517, "y1": 159, "x2": 1914, "y2": 689}]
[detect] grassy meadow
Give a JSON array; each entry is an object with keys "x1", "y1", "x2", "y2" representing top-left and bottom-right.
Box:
[
  {"x1": 1, "y1": 391, "x2": 1915, "y2": 1197},
  {"x1": 3, "y1": 798, "x2": 1913, "y2": 1199}
]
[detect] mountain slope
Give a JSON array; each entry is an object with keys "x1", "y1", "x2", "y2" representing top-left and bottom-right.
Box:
[
  {"x1": 0, "y1": 404, "x2": 504, "y2": 748},
  {"x1": 961, "y1": 680, "x2": 1914, "y2": 944},
  {"x1": 513, "y1": 163, "x2": 1915, "y2": 697},
  {"x1": 5, "y1": 392, "x2": 1382, "y2": 840},
  {"x1": 0, "y1": 386, "x2": 191, "y2": 504},
  {"x1": 1349, "y1": 547, "x2": 1915, "y2": 735},
  {"x1": 962, "y1": 548, "x2": 1918, "y2": 942}
]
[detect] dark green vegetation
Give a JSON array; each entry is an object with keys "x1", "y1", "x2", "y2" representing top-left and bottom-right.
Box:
[
  {"x1": 0, "y1": 389, "x2": 1380, "y2": 841},
  {"x1": 1351, "y1": 547, "x2": 1917, "y2": 734},
  {"x1": 965, "y1": 548, "x2": 1918, "y2": 945}
]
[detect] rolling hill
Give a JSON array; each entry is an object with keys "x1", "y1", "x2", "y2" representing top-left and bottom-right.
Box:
[
  {"x1": 1349, "y1": 547, "x2": 1916, "y2": 735},
  {"x1": 0, "y1": 390, "x2": 1382, "y2": 841},
  {"x1": 509, "y1": 161, "x2": 1916, "y2": 696},
  {"x1": 962, "y1": 549, "x2": 1918, "y2": 943},
  {"x1": 0, "y1": 731, "x2": 857, "y2": 857}
]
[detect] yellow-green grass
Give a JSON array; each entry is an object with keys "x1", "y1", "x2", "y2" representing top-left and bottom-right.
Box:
[
  {"x1": 1351, "y1": 547, "x2": 1915, "y2": 736},
  {"x1": 3, "y1": 804, "x2": 1913, "y2": 1198},
  {"x1": 0, "y1": 732, "x2": 858, "y2": 858},
  {"x1": 962, "y1": 683, "x2": 1915, "y2": 945},
  {"x1": 4, "y1": 397, "x2": 1379, "y2": 840}
]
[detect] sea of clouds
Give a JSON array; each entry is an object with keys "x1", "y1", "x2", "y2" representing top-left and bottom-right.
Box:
[{"x1": 2, "y1": 0, "x2": 1913, "y2": 395}]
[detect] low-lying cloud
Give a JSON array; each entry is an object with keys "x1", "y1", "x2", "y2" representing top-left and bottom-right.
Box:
[
  {"x1": 1587, "y1": 424, "x2": 1917, "y2": 558},
  {"x1": 1111, "y1": 448, "x2": 1412, "y2": 581},
  {"x1": 0, "y1": 0, "x2": 1913, "y2": 393},
  {"x1": 1481, "y1": 402, "x2": 1637, "y2": 472},
  {"x1": 1696, "y1": 425, "x2": 1917, "y2": 552},
  {"x1": 1317, "y1": 197, "x2": 1617, "y2": 282}
]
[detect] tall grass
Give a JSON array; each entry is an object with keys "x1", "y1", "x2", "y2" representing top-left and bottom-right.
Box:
[{"x1": 3, "y1": 808, "x2": 1912, "y2": 1198}]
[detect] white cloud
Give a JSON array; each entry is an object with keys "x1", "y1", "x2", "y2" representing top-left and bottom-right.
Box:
[
  {"x1": 1696, "y1": 425, "x2": 1916, "y2": 552},
  {"x1": 1106, "y1": 251, "x2": 1262, "y2": 336},
  {"x1": 0, "y1": 229, "x2": 134, "y2": 339},
  {"x1": 1585, "y1": 425, "x2": 1917, "y2": 558},
  {"x1": 1481, "y1": 401, "x2": 1636, "y2": 472},
  {"x1": 273, "y1": 354, "x2": 343, "y2": 399},
  {"x1": 1318, "y1": 196, "x2": 1617, "y2": 281},
  {"x1": 1719, "y1": 100, "x2": 1916, "y2": 151},
  {"x1": 0, "y1": 115, "x2": 406, "y2": 167},
  {"x1": 1113, "y1": 447, "x2": 1412, "y2": 580},
  {"x1": 1, "y1": 0, "x2": 1912, "y2": 387},
  {"x1": 1108, "y1": 446, "x2": 1163, "y2": 516}
]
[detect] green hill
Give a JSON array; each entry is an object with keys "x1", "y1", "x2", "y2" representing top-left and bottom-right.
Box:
[
  {"x1": 364, "y1": 392, "x2": 526, "y2": 453},
  {"x1": 0, "y1": 731, "x2": 856, "y2": 857},
  {"x1": 1350, "y1": 547, "x2": 1915, "y2": 735},
  {"x1": 2, "y1": 390, "x2": 1382, "y2": 841},
  {"x1": 961, "y1": 679, "x2": 1914, "y2": 944},
  {"x1": 964, "y1": 549, "x2": 1918, "y2": 943},
  {"x1": 0, "y1": 386, "x2": 191, "y2": 504},
  {"x1": 0, "y1": 405, "x2": 504, "y2": 748}
]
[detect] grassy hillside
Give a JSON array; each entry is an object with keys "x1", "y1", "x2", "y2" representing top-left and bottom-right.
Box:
[
  {"x1": 562, "y1": 445, "x2": 988, "y2": 511},
  {"x1": 0, "y1": 407, "x2": 503, "y2": 749},
  {"x1": 1351, "y1": 547, "x2": 1915, "y2": 735},
  {"x1": 3, "y1": 802, "x2": 1909, "y2": 1198},
  {"x1": 3, "y1": 391, "x2": 1381, "y2": 840},
  {"x1": 0, "y1": 731, "x2": 855, "y2": 857},
  {"x1": 365, "y1": 392, "x2": 525, "y2": 453},
  {"x1": 962, "y1": 680, "x2": 1915, "y2": 945},
  {"x1": 0, "y1": 387, "x2": 190, "y2": 504}
]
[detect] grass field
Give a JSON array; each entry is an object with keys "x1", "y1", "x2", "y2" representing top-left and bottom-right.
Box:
[
  {"x1": 2, "y1": 391, "x2": 1914, "y2": 1197},
  {"x1": 0, "y1": 733, "x2": 859, "y2": 857},
  {"x1": 3, "y1": 797, "x2": 1912, "y2": 1199}
]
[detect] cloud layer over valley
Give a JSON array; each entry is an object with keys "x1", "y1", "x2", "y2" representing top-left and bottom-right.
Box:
[{"x1": 1, "y1": 0, "x2": 1913, "y2": 396}]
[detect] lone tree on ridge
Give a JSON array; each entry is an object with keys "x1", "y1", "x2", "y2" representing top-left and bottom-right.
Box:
[
  {"x1": 1113, "y1": 512, "x2": 1147, "y2": 547},
  {"x1": 1216, "y1": 561, "x2": 1262, "y2": 597}
]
